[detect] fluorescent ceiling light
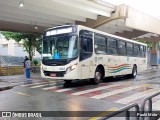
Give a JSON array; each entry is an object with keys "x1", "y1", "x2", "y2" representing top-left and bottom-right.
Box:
[
  {"x1": 34, "y1": 26, "x2": 38, "y2": 30},
  {"x1": 19, "y1": 1, "x2": 24, "y2": 8}
]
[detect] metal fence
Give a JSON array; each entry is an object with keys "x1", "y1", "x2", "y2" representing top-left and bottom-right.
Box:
[
  {"x1": 0, "y1": 55, "x2": 24, "y2": 66},
  {"x1": 97, "y1": 92, "x2": 160, "y2": 120},
  {"x1": 140, "y1": 92, "x2": 160, "y2": 120},
  {"x1": 99, "y1": 103, "x2": 140, "y2": 120},
  {"x1": 0, "y1": 55, "x2": 41, "y2": 66}
]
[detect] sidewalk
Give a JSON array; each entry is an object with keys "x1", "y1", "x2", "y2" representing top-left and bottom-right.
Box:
[
  {"x1": 0, "y1": 73, "x2": 42, "y2": 83},
  {"x1": 0, "y1": 81, "x2": 14, "y2": 91},
  {"x1": 0, "y1": 73, "x2": 48, "y2": 90},
  {"x1": 138, "y1": 66, "x2": 160, "y2": 75}
]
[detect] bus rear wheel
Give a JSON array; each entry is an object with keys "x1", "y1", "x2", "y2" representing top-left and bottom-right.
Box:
[
  {"x1": 130, "y1": 65, "x2": 137, "y2": 78},
  {"x1": 91, "y1": 68, "x2": 102, "y2": 85}
]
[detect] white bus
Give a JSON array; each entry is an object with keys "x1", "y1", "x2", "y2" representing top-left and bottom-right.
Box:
[{"x1": 41, "y1": 25, "x2": 147, "y2": 85}]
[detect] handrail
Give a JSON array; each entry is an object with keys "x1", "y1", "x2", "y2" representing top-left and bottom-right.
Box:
[
  {"x1": 91, "y1": 92, "x2": 160, "y2": 120},
  {"x1": 140, "y1": 92, "x2": 160, "y2": 120},
  {"x1": 97, "y1": 103, "x2": 140, "y2": 120}
]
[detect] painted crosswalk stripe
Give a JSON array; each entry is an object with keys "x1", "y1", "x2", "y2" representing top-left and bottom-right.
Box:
[
  {"x1": 152, "y1": 100, "x2": 160, "y2": 110},
  {"x1": 20, "y1": 81, "x2": 57, "y2": 87},
  {"x1": 71, "y1": 84, "x2": 127, "y2": 95},
  {"x1": 30, "y1": 83, "x2": 56, "y2": 88},
  {"x1": 91, "y1": 84, "x2": 151, "y2": 99},
  {"x1": 42, "y1": 85, "x2": 63, "y2": 90},
  {"x1": 116, "y1": 89, "x2": 160, "y2": 104},
  {"x1": 55, "y1": 88, "x2": 74, "y2": 92}
]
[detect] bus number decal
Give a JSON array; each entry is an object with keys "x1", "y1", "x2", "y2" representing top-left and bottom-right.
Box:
[
  {"x1": 98, "y1": 57, "x2": 103, "y2": 61},
  {"x1": 95, "y1": 57, "x2": 97, "y2": 62}
]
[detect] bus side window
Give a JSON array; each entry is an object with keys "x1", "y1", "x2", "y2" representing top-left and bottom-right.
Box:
[
  {"x1": 143, "y1": 46, "x2": 147, "y2": 57},
  {"x1": 141, "y1": 45, "x2": 147, "y2": 58},
  {"x1": 126, "y1": 42, "x2": 134, "y2": 57},
  {"x1": 134, "y1": 44, "x2": 140, "y2": 57},
  {"x1": 94, "y1": 34, "x2": 107, "y2": 54},
  {"x1": 140, "y1": 45, "x2": 144, "y2": 57},
  {"x1": 107, "y1": 37, "x2": 118, "y2": 55},
  {"x1": 79, "y1": 30, "x2": 93, "y2": 61},
  {"x1": 82, "y1": 37, "x2": 92, "y2": 52},
  {"x1": 118, "y1": 40, "x2": 126, "y2": 56}
]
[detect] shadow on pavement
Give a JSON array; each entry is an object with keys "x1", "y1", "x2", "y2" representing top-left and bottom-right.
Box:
[{"x1": 62, "y1": 76, "x2": 131, "y2": 88}]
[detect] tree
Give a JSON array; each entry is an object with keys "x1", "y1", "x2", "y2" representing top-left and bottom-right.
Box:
[
  {"x1": 137, "y1": 40, "x2": 153, "y2": 50},
  {"x1": 1, "y1": 31, "x2": 42, "y2": 61}
]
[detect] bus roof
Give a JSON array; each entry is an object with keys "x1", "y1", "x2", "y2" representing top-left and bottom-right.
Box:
[
  {"x1": 77, "y1": 25, "x2": 147, "y2": 46},
  {"x1": 44, "y1": 25, "x2": 147, "y2": 46}
]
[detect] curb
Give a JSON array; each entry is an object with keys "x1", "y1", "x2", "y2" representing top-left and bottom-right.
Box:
[{"x1": 0, "y1": 86, "x2": 14, "y2": 91}]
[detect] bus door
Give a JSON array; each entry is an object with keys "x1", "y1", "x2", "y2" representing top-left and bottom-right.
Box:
[{"x1": 79, "y1": 30, "x2": 93, "y2": 79}]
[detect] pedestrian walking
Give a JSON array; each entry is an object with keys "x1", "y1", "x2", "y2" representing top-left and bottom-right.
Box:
[
  {"x1": 23, "y1": 56, "x2": 28, "y2": 68},
  {"x1": 23, "y1": 56, "x2": 28, "y2": 76},
  {"x1": 24, "y1": 57, "x2": 31, "y2": 78}
]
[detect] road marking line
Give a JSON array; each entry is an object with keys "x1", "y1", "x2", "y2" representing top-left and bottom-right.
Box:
[
  {"x1": 88, "y1": 107, "x2": 118, "y2": 120},
  {"x1": 55, "y1": 88, "x2": 73, "y2": 92},
  {"x1": 42, "y1": 86, "x2": 58, "y2": 90},
  {"x1": 72, "y1": 84, "x2": 127, "y2": 95},
  {"x1": 20, "y1": 81, "x2": 57, "y2": 87},
  {"x1": 152, "y1": 100, "x2": 160, "y2": 110},
  {"x1": 10, "y1": 91, "x2": 31, "y2": 97},
  {"x1": 116, "y1": 88, "x2": 160, "y2": 104},
  {"x1": 42, "y1": 85, "x2": 63, "y2": 90},
  {"x1": 30, "y1": 83, "x2": 56, "y2": 88},
  {"x1": 91, "y1": 84, "x2": 146, "y2": 99},
  {"x1": 140, "y1": 84, "x2": 152, "y2": 87}
]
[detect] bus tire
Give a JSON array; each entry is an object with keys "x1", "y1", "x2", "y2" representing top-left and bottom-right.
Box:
[
  {"x1": 130, "y1": 65, "x2": 137, "y2": 78},
  {"x1": 91, "y1": 68, "x2": 102, "y2": 85},
  {"x1": 64, "y1": 80, "x2": 72, "y2": 87}
]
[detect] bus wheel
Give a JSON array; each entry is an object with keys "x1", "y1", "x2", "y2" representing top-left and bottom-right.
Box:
[
  {"x1": 131, "y1": 65, "x2": 137, "y2": 78},
  {"x1": 91, "y1": 68, "x2": 102, "y2": 85},
  {"x1": 64, "y1": 80, "x2": 72, "y2": 87}
]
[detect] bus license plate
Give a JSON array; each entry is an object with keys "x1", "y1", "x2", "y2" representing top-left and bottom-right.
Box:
[{"x1": 50, "y1": 73, "x2": 56, "y2": 77}]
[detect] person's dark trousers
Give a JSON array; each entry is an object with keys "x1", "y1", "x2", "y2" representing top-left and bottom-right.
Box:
[{"x1": 25, "y1": 68, "x2": 30, "y2": 78}]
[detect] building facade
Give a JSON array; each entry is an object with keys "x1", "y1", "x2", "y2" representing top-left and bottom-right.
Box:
[{"x1": 0, "y1": 35, "x2": 41, "y2": 57}]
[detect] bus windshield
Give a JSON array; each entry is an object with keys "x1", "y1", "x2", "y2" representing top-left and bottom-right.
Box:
[{"x1": 43, "y1": 35, "x2": 78, "y2": 60}]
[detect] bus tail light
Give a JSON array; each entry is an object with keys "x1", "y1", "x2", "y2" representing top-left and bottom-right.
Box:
[{"x1": 66, "y1": 64, "x2": 77, "y2": 73}]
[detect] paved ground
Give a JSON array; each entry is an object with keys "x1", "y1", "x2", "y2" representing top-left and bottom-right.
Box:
[{"x1": 0, "y1": 68, "x2": 160, "y2": 120}]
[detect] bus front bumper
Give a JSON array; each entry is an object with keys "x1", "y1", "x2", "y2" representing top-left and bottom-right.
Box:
[{"x1": 41, "y1": 67, "x2": 79, "y2": 80}]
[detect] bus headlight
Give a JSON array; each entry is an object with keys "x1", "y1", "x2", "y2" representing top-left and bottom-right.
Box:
[{"x1": 66, "y1": 64, "x2": 77, "y2": 73}]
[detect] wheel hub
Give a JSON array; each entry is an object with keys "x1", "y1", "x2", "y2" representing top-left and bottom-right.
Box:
[
  {"x1": 133, "y1": 68, "x2": 137, "y2": 76},
  {"x1": 95, "y1": 72, "x2": 101, "y2": 81}
]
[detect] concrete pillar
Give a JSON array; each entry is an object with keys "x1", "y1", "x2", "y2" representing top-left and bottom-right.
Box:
[{"x1": 150, "y1": 41, "x2": 159, "y2": 67}]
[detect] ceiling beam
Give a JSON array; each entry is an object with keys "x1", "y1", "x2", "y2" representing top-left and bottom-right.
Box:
[
  {"x1": 0, "y1": 13, "x2": 65, "y2": 27},
  {"x1": 52, "y1": 0, "x2": 113, "y2": 17},
  {"x1": 25, "y1": 0, "x2": 97, "y2": 19},
  {"x1": 115, "y1": 29, "x2": 148, "y2": 39},
  {"x1": 0, "y1": 1, "x2": 86, "y2": 22},
  {"x1": 0, "y1": 2, "x2": 74, "y2": 24},
  {"x1": 76, "y1": 4, "x2": 127, "y2": 28},
  {"x1": 0, "y1": 20, "x2": 46, "y2": 34}
]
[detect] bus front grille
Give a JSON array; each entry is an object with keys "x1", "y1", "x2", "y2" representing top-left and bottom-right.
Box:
[{"x1": 43, "y1": 71, "x2": 66, "y2": 77}]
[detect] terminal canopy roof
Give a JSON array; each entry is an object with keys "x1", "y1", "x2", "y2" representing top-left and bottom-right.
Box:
[
  {"x1": 0, "y1": 0, "x2": 115, "y2": 33},
  {"x1": 0, "y1": 0, "x2": 160, "y2": 41}
]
